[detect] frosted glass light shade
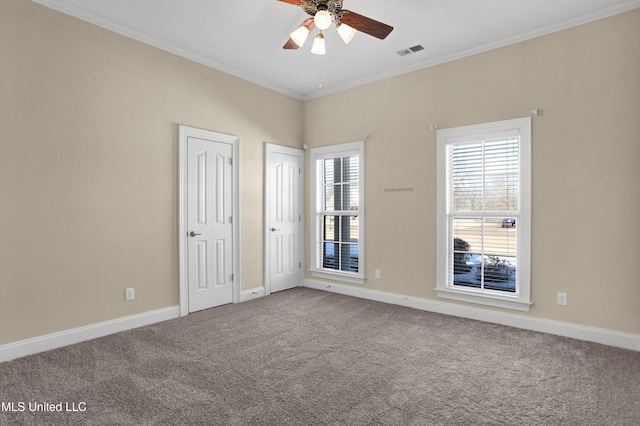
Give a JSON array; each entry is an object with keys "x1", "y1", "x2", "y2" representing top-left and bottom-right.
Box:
[
  {"x1": 314, "y1": 10, "x2": 332, "y2": 31},
  {"x1": 337, "y1": 23, "x2": 357, "y2": 44},
  {"x1": 310, "y1": 33, "x2": 326, "y2": 55},
  {"x1": 290, "y1": 25, "x2": 310, "y2": 47}
]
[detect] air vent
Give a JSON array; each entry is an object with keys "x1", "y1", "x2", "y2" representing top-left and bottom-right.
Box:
[{"x1": 397, "y1": 44, "x2": 425, "y2": 57}]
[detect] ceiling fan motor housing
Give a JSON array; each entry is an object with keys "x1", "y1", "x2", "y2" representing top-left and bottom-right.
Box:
[{"x1": 302, "y1": 0, "x2": 344, "y2": 19}]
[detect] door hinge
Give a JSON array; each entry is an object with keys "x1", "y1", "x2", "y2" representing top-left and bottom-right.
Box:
[
  {"x1": 299, "y1": 262, "x2": 301, "y2": 269},
  {"x1": 229, "y1": 157, "x2": 233, "y2": 166},
  {"x1": 230, "y1": 273, "x2": 234, "y2": 281},
  {"x1": 229, "y1": 216, "x2": 233, "y2": 224},
  {"x1": 299, "y1": 167, "x2": 301, "y2": 175}
]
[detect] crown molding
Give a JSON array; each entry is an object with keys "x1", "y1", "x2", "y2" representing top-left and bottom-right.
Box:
[
  {"x1": 32, "y1": 0, "x2": 306, "y2": 100},
  {"x1": 303, "y1": 0, "x2": 640, "y2": 99}
]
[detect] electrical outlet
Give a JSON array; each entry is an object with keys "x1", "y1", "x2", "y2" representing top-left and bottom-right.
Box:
[
  {"x1": 125, "y1": 288, "x2": 135, "y2": 301},
  {"x1": 374, "y1": 269, "x2": 381, "y2": 279},
  {"x1": 557, "y1": 292, "x2": 567, "y2": 306}
]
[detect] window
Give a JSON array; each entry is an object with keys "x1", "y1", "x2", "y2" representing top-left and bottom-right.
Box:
[
  {"x1": 310, "y1": 141, "x2": 364, "y2": 284},
  {"x1": 436, "y1": 117, "x2": 531, "y2": 311}
]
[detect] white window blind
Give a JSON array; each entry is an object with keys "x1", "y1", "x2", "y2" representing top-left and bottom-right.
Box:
[
  {"x1": 448, "y1": 138, "x2": 519, "y2": 293},
  {"x1": 317, "y1": 154, "x2": 360, "y2": 273}
]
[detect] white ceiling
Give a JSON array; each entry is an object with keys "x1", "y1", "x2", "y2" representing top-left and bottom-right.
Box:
[{"x1": 33, "y1": 0, "x2": 640, "y2": 100}]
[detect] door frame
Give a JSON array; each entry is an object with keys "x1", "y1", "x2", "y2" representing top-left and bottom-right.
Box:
[
  {"x1": 178, "y1": 125, "x2": 240, "y2": 316},
  {"x1": 264, "y1": 143, "x2": 305, "y2": 295}
]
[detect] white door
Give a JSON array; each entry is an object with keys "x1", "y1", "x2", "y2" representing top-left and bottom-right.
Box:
[
  {"x1": 265, "y1": 144, "x2": 304, "y2": 294},
  {"x1": 183, "y1": 129, "x2": 235, "y2": 313}
]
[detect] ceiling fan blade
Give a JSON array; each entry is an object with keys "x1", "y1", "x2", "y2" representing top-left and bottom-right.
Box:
[
  {"x1": 277, "y1": 0, "x2": 303, "y2": 5},
  {"x1": 283, "y1": 18, "x2": 315, "y2": 49},
  {"x1": 340, "y1": 10, "x2": 393, "y2": 40},
  {"x1": 283, "y1": 38, "x2": 300, "y2": 49}
]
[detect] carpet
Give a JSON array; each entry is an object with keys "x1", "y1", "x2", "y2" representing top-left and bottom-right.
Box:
[{"x1": 1, "y1": 287, "x2": 638, "y2": 425}]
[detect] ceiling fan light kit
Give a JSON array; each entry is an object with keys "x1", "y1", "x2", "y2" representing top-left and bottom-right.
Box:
[{"x1": 279, "y1": 0, "x2": 393, "y2": 54}]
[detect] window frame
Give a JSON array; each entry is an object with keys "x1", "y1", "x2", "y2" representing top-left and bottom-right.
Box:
[
  {"x1": 310, "y1": 141, "x2": 365, "y2": 284},
  {"x1": 436, "y1": 117, "x2": 532, "y2": 311}
]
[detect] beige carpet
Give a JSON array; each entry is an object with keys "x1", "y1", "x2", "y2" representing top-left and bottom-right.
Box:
[{"x1": 1, "y1": 288, "x2": 638, "y2": 425}]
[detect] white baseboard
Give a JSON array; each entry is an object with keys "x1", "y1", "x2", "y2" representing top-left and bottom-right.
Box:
[
  {"x1": 4, "y1": 283, "x2": 636, "y2": 363},
  {"x1": 1, "y1": 287, "x2": 267, "y2": 363},
  {"x1": 240, "y1": 286, "x2": 266, "y2": 302},
  {"x1": 0, "y1": 306, "x2": 180, "y2": 363},
  {"x1": 304, "y1": 279, "x2": 640, "y2": 352}
]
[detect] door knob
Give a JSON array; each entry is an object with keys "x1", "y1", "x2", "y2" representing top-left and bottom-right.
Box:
[
  {"x1": 271, "y1": 228, "x2": 280, "y2": 232},
  {"x1": 189, "y1": 231, "x2": 202, "y2": 237}
]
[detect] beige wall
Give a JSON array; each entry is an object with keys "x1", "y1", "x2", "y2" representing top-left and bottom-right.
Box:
[
  {"x1": 0, "y1": 1, "x2": 303, "y2": 345},
  {"x1": 303, "y1": 9, "x2": 640, "y2": 335}
]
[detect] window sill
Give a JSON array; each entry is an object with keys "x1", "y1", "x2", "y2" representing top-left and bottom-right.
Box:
[
  {"x1": 311, "y1": 270, "x2": 365, "y2": 285},
  {"x1": 435, "y1": 288, "x2": 532, "y2": 312}
]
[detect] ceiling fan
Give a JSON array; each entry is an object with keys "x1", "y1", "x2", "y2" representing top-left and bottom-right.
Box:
[{"x1": 278, "y1": 0, "x2": 393, "y2": 55}]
